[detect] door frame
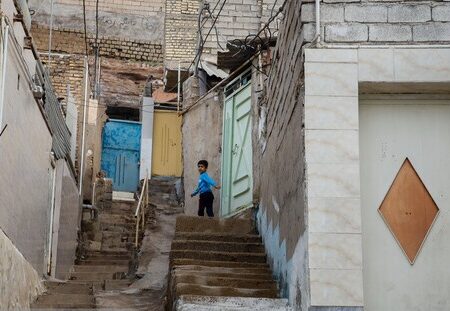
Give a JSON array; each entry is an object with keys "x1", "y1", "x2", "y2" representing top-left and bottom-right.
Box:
[{"x1": 220, "y1": 69, "x2": 253, "y2": 217}]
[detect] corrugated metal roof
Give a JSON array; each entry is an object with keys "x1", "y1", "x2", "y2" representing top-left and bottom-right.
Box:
[{"x1": 199, "y1": 60, "x2": 229, "y2": 79}]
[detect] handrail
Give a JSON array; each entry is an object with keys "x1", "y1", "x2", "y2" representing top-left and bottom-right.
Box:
[{"x1": 135, "y1": 174, "x2": 149, "y2": 247}]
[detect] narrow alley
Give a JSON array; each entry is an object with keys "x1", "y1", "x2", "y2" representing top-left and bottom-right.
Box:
[
  {"x1": 32, "y1": 177, "x2": 182, "y2": 310},
  {"x1": 1, "y1": 0, "x2": 450, "y2": 310}
]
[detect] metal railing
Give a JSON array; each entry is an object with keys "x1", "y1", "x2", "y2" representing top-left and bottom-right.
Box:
[{"x1": 135, "y1": 174, "x2": 149, "y2": 247}]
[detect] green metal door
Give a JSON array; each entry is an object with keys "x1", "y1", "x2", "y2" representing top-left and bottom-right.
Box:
[{"x1": 221, "y1": 73, "x2": 253, "y2": 217}]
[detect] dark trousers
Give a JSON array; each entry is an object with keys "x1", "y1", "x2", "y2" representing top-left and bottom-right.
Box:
[{"x1": 198, "y1": 191, "x2": 214, "y2": 217}]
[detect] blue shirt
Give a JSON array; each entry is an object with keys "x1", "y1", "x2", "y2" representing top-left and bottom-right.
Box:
[{"x1": 192, "y1": 172, "x2": 217, "y2": 196}]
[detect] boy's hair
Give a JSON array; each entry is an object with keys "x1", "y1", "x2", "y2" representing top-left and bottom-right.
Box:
[{"x1": 198, "y1": 160, "x2": 209, "y2": 168}]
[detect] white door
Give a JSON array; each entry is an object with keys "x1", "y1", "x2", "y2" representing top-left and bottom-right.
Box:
[{"x1": 360, "y1": 98, "x2": 450, "y2": 311}]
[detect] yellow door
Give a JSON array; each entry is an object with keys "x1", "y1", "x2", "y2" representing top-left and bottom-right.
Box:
[{"x1": 152, "y1": 110, "x2": 183, "y2": 176}]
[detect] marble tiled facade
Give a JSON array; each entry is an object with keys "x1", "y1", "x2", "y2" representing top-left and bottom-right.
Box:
[{"x1": 304, "y1": 47, "x2": 450, "y2": 308}]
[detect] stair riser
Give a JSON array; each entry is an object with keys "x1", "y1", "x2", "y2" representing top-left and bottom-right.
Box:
[
  {"x1": 70, "y1": 272, "x2": 125, "y2": 281},
  {"x1": 73, "y1": 265, "x2": 129, "y2": 273},
  {"x1": 174, "y1": 275, "x2": 277, "y2": 290},
  {"x1": 175, "y1": 284, "x2": 278, "y2": 299},
  {"x1": 43, "y1": 283, "x2": 92, "y2": 295},
  {"x1": 173, "y1": 271, "x2": 273, "y2": 280},
  {"x1": 78, "y1": 260, "x2": 130, "y2": 266},
  {"x1": 174, "y1": 235, "x2": 261, "y2": 243},
  {"x1": 171, "y1": 241, "x2": 264, "y2": 253},
  {"x1": 171, "y1": 259, "x2": 269, "y2": 269},
  {"x1": 171, "y1": 251, "x2": 267, "y2": 263}
]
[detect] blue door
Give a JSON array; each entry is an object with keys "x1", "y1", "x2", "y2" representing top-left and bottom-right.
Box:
[{"x1": 101, "y1": 120, "x2": 141, "y2": 192}]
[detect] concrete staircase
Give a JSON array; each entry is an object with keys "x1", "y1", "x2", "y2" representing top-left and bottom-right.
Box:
[
  {"x1": 168, "y1": 215, "x2": 291, "y2": 310},
  {"x1": 31, "y1": 200, "x2": 144, "y2": 310}
]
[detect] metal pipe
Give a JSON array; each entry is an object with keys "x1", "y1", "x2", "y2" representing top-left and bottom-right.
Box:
[
  {"x1": 315, "y1": 0, "x2": 321, "y2": 43},
  {"x1": 0, "y1": 20, "x2": 9, "y2": 133},
  {"x1": 79, "y1": 57, "x2": 89, "y2": 195},
  {"x1": 48, "y1": 0, "x2": 54, "y2": 67},
  {"x1": 177, "y1": 61, "x2": 181, "y2": 113}
]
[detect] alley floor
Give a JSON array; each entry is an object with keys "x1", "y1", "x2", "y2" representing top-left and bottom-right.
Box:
[{"x1": 31, "y1": 177, "x2": 182, "y2": 310}]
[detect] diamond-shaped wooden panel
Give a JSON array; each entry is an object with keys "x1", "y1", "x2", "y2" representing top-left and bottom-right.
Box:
[{"x1": 379, "y1": 158, "x2": 439, "y2": 264}]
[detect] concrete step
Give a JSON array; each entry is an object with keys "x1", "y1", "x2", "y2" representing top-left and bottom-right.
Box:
[
  {"x1": 99, "y1": 213, "x2": 135, "y2": 224},
  {"x1": 32, "y1": 293, "x2": 95, "y2": 308},
  {"x1": 32, "y1": 303, "x2": 95, "y2": 309},
  {"x1": 175, "y1": 215, "x2": 254, "y2": 235},
  {"x1": 176, "y1": 296, "x2": 291, "y2": 311},
  {"x1": 173, "y1": 274, "x2": 277, "y2": 290},
  {"x1": 78, "y1": 259, "x2": 130, "y2": 266},
  {"x1": 73, "y1": 265, "x2": 129, "y2": 273},
  {"x1": 173, "y1": 269, "x2": 273, "y2": 280},
  {"x1": 85, "y1": 252, "x2": 131, "y2": 260},
  {"x1": 86, "y1": 249, "x2": 133, "y2": 256},
  {"x1": 70, "y1": 271, "x2": 126, "y2": 281},
  {"x1": 172, "y1": 240, "x2": 265, "y2": 253},
  {"x1": 173, "y1": 264, "x2": 272, "y2": 276},
  {"x1": 171, "y1": 250, "x2": 267, "y2": 263},
  {"x1": 101, "y1": 222, "x2": 135, "y2": 232},
  {"x1": 102, "y1": 230, "x2": 134, "y2": 240},
  {"x1": 171, "y1": 258, "x2": 269, "y2": 269},
  {"x1": 104, "y1": 279, "x2": 133, "y2": 290},
  {"x1": 175, "y1": 283, "x2": 278, "y2": 299},
  {"x1": 174, "y1": 232, "x2": 261, "y2": 243},
  {"x1": 43, "y1": 281, "x2": 92, "y2": 295}
]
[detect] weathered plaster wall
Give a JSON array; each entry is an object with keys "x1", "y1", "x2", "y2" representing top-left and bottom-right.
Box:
[
  {"x1": 0, "y1": 229, "x2": 45, "y2": 309},
  {"x1": 0, "y1": 28, "x2": 53, "y2": 272},
  {"x1": 182, "y1": 84, "x2": 223, "y2": 216},
  {"x1": 50, "y1": 159, "x2": 81, "y2": 279},
  {"x1": 253, "y1": 0, "x2": 309, "y2": 309},
  {"x1": 28, "y1": 0, "x2": 164, "y2": 43}
]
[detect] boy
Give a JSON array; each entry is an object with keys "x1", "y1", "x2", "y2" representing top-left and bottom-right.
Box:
[{"x1": 191, "y1": 160, "x2": 220, "y2": 217}]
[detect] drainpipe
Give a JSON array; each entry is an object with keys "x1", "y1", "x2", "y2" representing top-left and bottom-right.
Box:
[
  {"x1": 0, "y1": 19, "x2": 9, "y2": 134},
  {"x1": 79, "y1": 56, "x2": 89, "y2": 196},
  {"x1": 177, "y1": 61, "x2": 181, "y2": 114},
  {"x1": 315, "y1": 0, "x2": 321, "y2": 44}
]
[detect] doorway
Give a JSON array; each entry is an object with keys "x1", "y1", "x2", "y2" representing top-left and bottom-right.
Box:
[
  {"x1": 221, "y1": 72, "x2": 253, "y2": 217},
  {"x1": 359, "y1": 98, "x2": 450, "y2": 310},
  {"x1": 101, "y1": 119, "x2": 141, "y2": 192}
]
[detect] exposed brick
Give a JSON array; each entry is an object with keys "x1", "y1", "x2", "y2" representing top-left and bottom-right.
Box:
[
  {"x1": 325, "y1": 23, "x2": 368, "y2": 42},
  {"x1": 369, "y1": 24, "x2": 412, "y2": 42},
  {"x1": 413, "y1": 22, "x2": 450, "y2": 41},
  {"x1": 388, "y1": 4, "x2": 431, "y2": 23},
  {"x1": 432, "y1": 4, "x2": 450, "y2": 22},
  {"x1": 345, "y1": 4, "x2": 387, "y2": 23}
]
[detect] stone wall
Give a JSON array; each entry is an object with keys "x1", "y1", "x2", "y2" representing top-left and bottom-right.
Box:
[
  {"x1": 302, "y1": 0, "x2": 450, "y2": 43},
  {"x1": 0, "y1": 229, "x2": 45, "y2": 309},
  {"x1": 182, "y1": 77, "x2": 223, "y2": 216},
  {"x1": 254, "y1": 0, "x2": 308, "y2": 309}
]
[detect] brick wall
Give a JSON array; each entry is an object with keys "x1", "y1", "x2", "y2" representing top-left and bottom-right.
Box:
[
  {"x1": 254, "y1": 0, "x2": 307, "y2": 308},
  {"x1": 32, "y1": 25, "x2": 163, "y2": 64},
  {"x1": 164, "y1": 0, "x2": 199, "y2": 66},
  {"x1": 302, "y1": 0, "x2": 450, "y2": 43},
  {"x1": 164, "y1": 0, "x2": 283, "y2": 67}
]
